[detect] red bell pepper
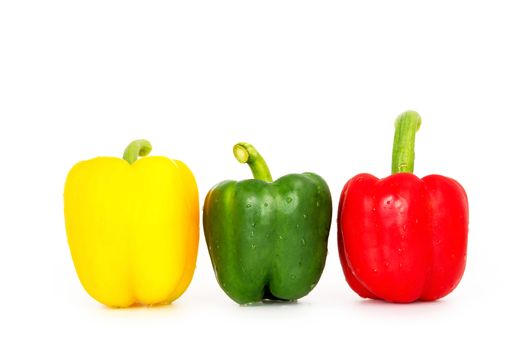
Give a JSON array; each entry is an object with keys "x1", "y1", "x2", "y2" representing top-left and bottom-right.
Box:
[{"x1": 338, "y1": 111, "x2": 468, "y2": 303}]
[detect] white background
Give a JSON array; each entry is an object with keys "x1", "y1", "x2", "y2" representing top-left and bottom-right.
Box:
[{"x1": 1, "y1": 1, "x2": 523, "y2": 348}]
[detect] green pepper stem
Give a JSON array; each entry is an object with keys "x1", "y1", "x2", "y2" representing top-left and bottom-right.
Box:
[
  {"x1": 233, "y1": 142, "x2": 273, "y2": 182},
  {"x1": 123, "y1": 139, "x2": 152, "y2": 164},
  {"x1": 391, "y1": 111, "x2": 422, "y2": 174}
]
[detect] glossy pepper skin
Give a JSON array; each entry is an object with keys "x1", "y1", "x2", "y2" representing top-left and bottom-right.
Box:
[
  {"x1": 204, "y1": 143, "x2": 332, "y2": 304},
  {"x1": 338, "y1": 111, "x2": 468, "y2": 303},
  {"x1": 64, "y1": 140, "x2": 199, "y2": 307}
]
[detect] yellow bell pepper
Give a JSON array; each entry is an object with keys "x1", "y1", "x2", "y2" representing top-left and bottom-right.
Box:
[{"x1": 64, "y1": 140, "x2": 199, "y2": 307}]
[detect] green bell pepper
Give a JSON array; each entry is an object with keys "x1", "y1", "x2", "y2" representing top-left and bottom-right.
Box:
[{"x1": 203, "y1": 142, "x2": 332, "y2": 304}]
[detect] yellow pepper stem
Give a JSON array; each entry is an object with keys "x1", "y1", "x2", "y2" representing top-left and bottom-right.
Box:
[{"x1": 123, "y1": 139, "x2": 152, "y2": 164}]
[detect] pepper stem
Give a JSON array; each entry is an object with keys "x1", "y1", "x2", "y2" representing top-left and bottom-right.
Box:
[
  {"x1": 123, "y1": 139, "x2": 152, "y2": 164},
  {"x1": 391, "y1": 111, "x2": 422, "y2": 174},
  {"x1": 233, "y1": 142, "x2": 273, "y2": 182}
]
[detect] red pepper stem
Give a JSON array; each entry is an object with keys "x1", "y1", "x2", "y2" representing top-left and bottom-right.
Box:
[
  {"x1": 233, "y1": 142, "x2": 273, "y2": 182},
  {"x1": 123, "y1": 139, "x2": 152, "y2": 164},
  {"x1": 391, "y1": 111, "x2": 422, "y2": 174}
]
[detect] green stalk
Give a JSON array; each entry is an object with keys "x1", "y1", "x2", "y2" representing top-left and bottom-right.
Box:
[
  {"x1": 233, "y1": 142, "x2": 273, "y2": 182},
  {"x1": 123, "y1": 139, "x2": 152, "y2": 164},
  {"x1": 391, "y1": 111, "x2": 422, "y2": 174}
]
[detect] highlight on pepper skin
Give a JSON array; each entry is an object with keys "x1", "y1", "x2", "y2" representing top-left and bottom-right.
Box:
[
  {"x1": 64, "y1": 140, "x2": 199, "y2": 307},
  {"x1": 337, "y1": 111, "x2": 469, "y2": 303}
]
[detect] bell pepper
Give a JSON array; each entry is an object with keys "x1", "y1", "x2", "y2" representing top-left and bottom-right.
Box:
[
  {"x1": 203, "y1": 142, "x2": 332, "y2": 304},
  {"x1": 338, "y1": 111, "x2": 468, "y2": 303},
  {"x1": 64, "y1": 140, "x2": 199, "y2": 307}
]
